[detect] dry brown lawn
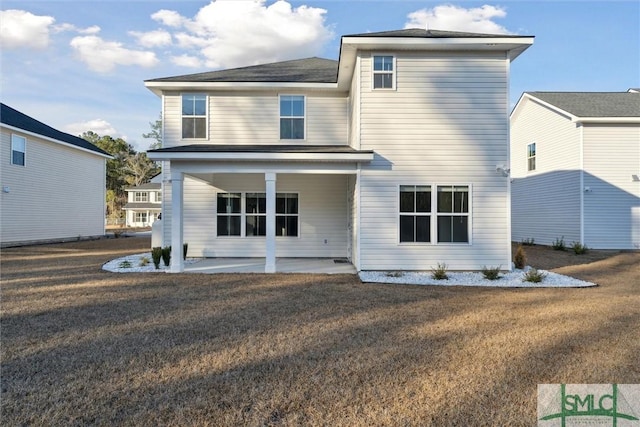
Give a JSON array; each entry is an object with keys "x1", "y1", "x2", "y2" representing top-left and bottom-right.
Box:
[{"x1": 1, "y1": 238, "x2": 638, "y2": 426}]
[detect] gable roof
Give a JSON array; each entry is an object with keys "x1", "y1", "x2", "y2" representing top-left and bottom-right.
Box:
[
  {"x1": 0, "y1": 103, "x2": 110, "y2": 157},
  {"x1": 146, "y1": 57, "x2": 338, "y2": 84},
  {"x1": 526, "y1": 92, "x2": 640, "y2": 118}
]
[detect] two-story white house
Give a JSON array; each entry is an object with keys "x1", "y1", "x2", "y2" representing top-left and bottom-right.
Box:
[
  {"x1": 123, "y1": 174, "x2": 162, "y2": 227},
  {"x1": 1, "y1": 103, "x2": 111, "y2": 246},
  {"x1": 510, "y1": 90, "x2": 640, "y2": 249},
  {"x1": 145, "y1": 29, "x2": 533, "y2": 273}
]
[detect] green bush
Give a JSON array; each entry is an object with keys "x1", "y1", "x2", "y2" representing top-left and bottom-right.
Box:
[
  {"x1": 481, "y1": 266, "x2": 501, "y2": 280},
  {"x1": 162, "y1": 246, "x2": 171, "y2": 267},
  {"x1": 522, "y1": 268, "x2": 547, "y2": 283},
  {"x1": 514, "y1": 244, "x2": 527, "y2": 270},
  {"x1": 552, "y1": 236, "x2": 566, "y2": 251},
  {"x1": 118, "y1": 260, "x2": 132, "y2": 269},
  {"x1": 431, "y1": 263, "x2": 448, "y2": 280},
  {"x1": 151, "y1": 247, "x2": 162, "y2": 269},
  {"x1": 571, "y1": 241, "x2": 589, "y2": 255}
]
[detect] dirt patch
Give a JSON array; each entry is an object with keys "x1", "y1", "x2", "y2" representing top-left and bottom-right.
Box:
[{"x1": 1, "y1": 237, "x2": 638, "y2": 425}]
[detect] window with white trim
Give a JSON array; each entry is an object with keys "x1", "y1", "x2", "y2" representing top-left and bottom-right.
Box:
[
  {"x1": 182, "y1": 94, "x2": 207, "y2": 139},
  {"x1": 399, "y1": 185, "x2": 431, "y2": 243},
  {"x1": 276, "y1": 193, "x2": 299, "y2": 237},
  {"x1": 437, "y1": 186, "x2": 469, "y2": 243},
  {"x1": 135, "y1": 212, "x2": 148, "y2": 223},
  {"x1": 372, "y1": 55, "x2": 394, "y2": 89},
  {"x1": 11, "y1": 134, "x2": 26, "y2": 166},
  {"x1": 134, "y1": 191, "x2": 149, "y2": 202},
  {"x1": 156, "y1": 191, "x2": 162, "y2": 203},
  {"x1": 527, "y1": 143, "x2": 536, "y2": 171},
  {"x1": 216, "y1": 192, "x2": 299, "y2": 237},
  {"x1": 217, "y1": 193, "x2": 241, "y2": 236},
  {"x1": 280, "y1": 95, "x2": 305, "y2": 139}
]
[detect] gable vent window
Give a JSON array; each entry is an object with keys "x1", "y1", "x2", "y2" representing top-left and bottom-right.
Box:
[
  {"x1": 182, "y1": 94, "x2": 207, "y2": 139},
  {"x1": 373, "y1": 55, "x2": 395, "y2": 89}
]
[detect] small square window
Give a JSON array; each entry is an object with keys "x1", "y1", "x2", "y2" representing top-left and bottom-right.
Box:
[{"x1": 373, "y1": 55, "x2": 394, "y2": 89}]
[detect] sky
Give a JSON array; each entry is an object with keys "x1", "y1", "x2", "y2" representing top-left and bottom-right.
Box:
[{"x1": 1, "y1": 0, "x2": 639, "y2": 151}]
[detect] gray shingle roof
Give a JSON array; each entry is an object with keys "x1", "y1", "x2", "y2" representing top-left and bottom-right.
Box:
[
  {"x1": 123, "y1": 203, "x2": 161, "y2": 210},
  {"x1": 0, "y1": 103, "x2": 110, "y2": 156},
  {"x1": 125, "y1": 182, "x2": 161, "y2": 191},
  {"x1": 149, "y1": 144, "x2": 371, "y2": 154},
  {"x1": 528, "y1": 92, "x2": 640, "y2": 117},
  {"x1": 344, "y1": 28, "x2": 530, "y2": 39},
  {"x1": 146, "y1": 57, "x2": 338, "y2": 84}
]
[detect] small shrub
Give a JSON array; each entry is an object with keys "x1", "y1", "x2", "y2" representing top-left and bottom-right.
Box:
[
  {"x1": 481, "y1": 265, "x2": 501, "y2": 280},
  {"x1": 514, "y1": 244, "x2": 527, "y2": 269},
  {"x1": 139, "y1": 256, "x2": 150, "y2": 267},
  {"x1": 151, "y1": 247, "x2": 162, "y2": 269},
  {"x1": 431, "y1": 263, "x2": 448, "y2": 280},
  {"x1": 161, "y1": 246, "x2": 171, "y2": 267},
  {"x1": 183, "y1": 243, "x2": 189, "y2": 260},
  {"x1": 118, "y1": 260, "x2": 132, "y2": 269},
  {"x1": 521, "y1": 237, "x2": 535, "y2": 246},
  {"x1": 385, "y1": 271, "x2": 404, "y2": 278},
  {"x1": 522, "y1": 268, "x2": 547, "y2": 283},
  {"x1": 571, "y1": 241, "x2": 589, "y2": 255},
  {"x1": 552, "y1": 236, "x2": 566, "y2": 251}
]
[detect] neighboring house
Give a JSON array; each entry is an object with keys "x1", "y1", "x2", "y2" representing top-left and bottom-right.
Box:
[
  {"x1": 123, "y1": 174, "x2": 162, "y2": 227},
  {"x1": 510, "y1": 91, "x2": 640, "y2": 249},
  {"x1": 145, "y1": 29, "x2": 534, "y2": 272},
  {"x1": 1, "y1": 103, "x2": 111, "y2": 246}
]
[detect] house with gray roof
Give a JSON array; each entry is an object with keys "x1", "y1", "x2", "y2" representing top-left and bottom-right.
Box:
[
  {"x1": 123, "y1": 173, "x2": 162, "y2": 227},
  {"x1": 1, "y1": 103, "x2": 111, "y2": 246},
  {"x1": 510, "y1": 91, "x2": 640, "y2": 249},
  {"x1": 145, "y1": 28, "x2": 534, "y2": 273}
]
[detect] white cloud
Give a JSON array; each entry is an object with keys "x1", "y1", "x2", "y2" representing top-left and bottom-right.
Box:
[
  {"x1": 53, "y1": 23, "x2": 101, "y2": 35},
  {"x1": 129, "y1": 29, "x2": 172, "y2": 48},
  {"x1": 171, "y1": 54, "x2": 203, "y2": 68},
  {"x1": 70, "y1": 35, "x2": 159, "y2": 72},
  {"x1": 405, "y1": 4, "x2": 512, "y2": 35},
  {"x1": 0, "y1": 9, "x2": 55, "y2": 49},
  {"x1": 151, "y1": 0, "x2": 333, "y2": 69},
  {"x1": 64, "y1": 119, "x2": 119, "y2": 138}
]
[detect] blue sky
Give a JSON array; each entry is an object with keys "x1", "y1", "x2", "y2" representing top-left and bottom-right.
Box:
[{"x1": 1, "y1": 0, "x2": 638, "y2": 151}]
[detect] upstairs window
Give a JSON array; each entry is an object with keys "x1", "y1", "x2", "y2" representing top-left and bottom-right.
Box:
[
  {"x1": 399, "y1": 185, "x2": 431, "y2": 243},
  {"x1": 156, "y1": 191, "x2": 162, "y2": 203},
  {"x1": 11, "y1": 135, "x2": 26, "y2": 166},
  {"x1": 372, "y1": 55, "x2": 394, "y2": 89},
  {"x1": 527, "y1": 143, "x2": 536, "y2": 171},
  {"x1": 280, "y1": 95, "x2": 305, "y2": 139},
  {"x1": 182, "y1": 94, "x2": 207, "y2": 139},
  {"x1": 134, "y1": 192, "x2": 148, "y2": 202},
  {"x1": 437, "y1": 186, "x2": 469, "y2": 243}
]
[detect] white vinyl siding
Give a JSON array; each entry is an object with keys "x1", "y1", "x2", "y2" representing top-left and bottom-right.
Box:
[
  {"x1": 163, "y1": 173, "x2": 348, "y2": 257},
  {"x1": 162, "y1": 92, "x2": 348, "y2": 147},
  {"x1": 582, "y1": 124, "x2": 640, "y2": 249},
  {"x1": 510, "y1": 96, "x2": 582, "y2": 245},
  {"x1": 1, "y1": 129, "x2": 106, "y2": 244},
  {"x1": 357, "y1": 52, "x2": 511, "y2": 270}
]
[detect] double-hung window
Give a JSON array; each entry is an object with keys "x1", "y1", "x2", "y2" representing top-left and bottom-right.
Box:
[
  {"x1": 437, "y1": 186, "x2": 469, "y2": 243},
  {"x1": 217, "y1": 193, "x2": 241, "y2": 236},
  {"x1": 276, "y1": 193, "x2": 298, "y2": 236},
  {"x1": 399, "y1": 185, "x2": 431, "y2": 243},
  {"x1": 527, "y1": 143, "x2": 536, "y2": 171},
  {"x1": 135, "y1": 212, "x2": 148, "y2": 223},
  {"x1": 156, "y1": 191, "x2": 162, "y2": 203},
  {"x1": 134, "y1": 192, "x2": 148, "y2": 202},
  {"x1": 11, "y1": 135, "x2": 26, "y2": 166},
  {"x1": 182, "y1": 94, "x2": 207, "y2": 139},
  {"x1": 372, "y1": 55, "x2": 394, "y2": 89},
  {"x1": 280, "y1": 95, "x2": 305, "y2": 139}
]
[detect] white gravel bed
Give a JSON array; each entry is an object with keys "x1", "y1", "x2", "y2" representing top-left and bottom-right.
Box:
[
  {"x1": 102, "y1": 252, "x2": 198, "y2": 273},
  {"x1": 359, "y1": 267, "x2": 597, "y2": 288}
]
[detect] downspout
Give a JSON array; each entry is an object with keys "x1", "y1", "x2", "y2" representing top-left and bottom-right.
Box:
[
  {"x1": 579, "y1": 123, "x2": 585, "y2": 244},
  {"x1": 505, "y1": 53, "x2": 513, "y2": 270}
]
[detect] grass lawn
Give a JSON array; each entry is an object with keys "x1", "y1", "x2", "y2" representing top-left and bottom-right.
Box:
[{"x1": 1, "y1": 238, "x2": 638, "y2": 426}]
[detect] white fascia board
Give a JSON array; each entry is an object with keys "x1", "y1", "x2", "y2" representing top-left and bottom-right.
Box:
[
  {"x1": 147, "y1": 151, "x2": 374, "y2": 162},
  {"x1": 572, "y1": 117, "x2": 640, "y2": 124},
  {"x1": 1, "y1": 123, "x2": 113, "y2": 159},
  {"x1": 145, "y1": 81, "x2": 339, "y2": 96}
]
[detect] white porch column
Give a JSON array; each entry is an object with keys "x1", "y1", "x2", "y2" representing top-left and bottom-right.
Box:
[
  {"x1": 170, "y1": 171, "x2": 184, "y2": 273},
  {"x1": 265, "y1": 172, "x2": 277, "y2": 273}
]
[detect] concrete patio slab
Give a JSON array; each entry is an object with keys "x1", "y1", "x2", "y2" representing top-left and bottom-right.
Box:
[{"x1": 184, "y1": 258, "x2": 356, "y2": 274}]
